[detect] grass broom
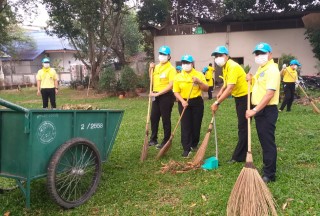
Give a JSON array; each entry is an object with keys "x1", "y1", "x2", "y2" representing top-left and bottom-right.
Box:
[
  {"x1": 140, "y1": 67, "x2": 154, "y2": 162},
  {"x1": 227, "y1": 80, "x2": 278, "y2": 216},
  {"x1": 283, "y1": 67, "x2": 320, "y2": 114},
  {"x1": 156, "y1": 84, "x2": 194, "y2": 159},
  {"x1": 192, "y1": 114, "x2": 215, "y2": 166}
]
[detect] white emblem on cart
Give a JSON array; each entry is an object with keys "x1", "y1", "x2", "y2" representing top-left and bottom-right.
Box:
[{"x1": 37, "y1": 121, "x2": 56, "y2": 144}]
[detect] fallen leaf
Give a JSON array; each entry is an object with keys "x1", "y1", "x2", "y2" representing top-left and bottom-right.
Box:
[
  {"x1": 282, "y1": 198, "x2": 294, "y2": 210},
  {"x1": 282, "y1": 202, "x2": 288, "y2": 210},
  {"x1": 201, "y1": 194, "x2": 207, "y2": 201},
  {"x1": 190, "y1": 203, "x2": 196, "y2": 208}
]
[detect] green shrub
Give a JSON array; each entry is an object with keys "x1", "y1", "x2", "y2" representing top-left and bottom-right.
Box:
[
  {"x1": 120, "y1": 66, "x2": 138, "y2": 91},
  {"x1": 69, "y1": 76, "x2": 89, "y2": 89},
  {"x1": 98, "y1": 67, "x2": 117, "y2": 92},
  {"x1": 136, "y1": 68, "x2": 150, "y2": 89},
  {"x1": 241, "y1": 64, "x2": 251, "y2": 73}
]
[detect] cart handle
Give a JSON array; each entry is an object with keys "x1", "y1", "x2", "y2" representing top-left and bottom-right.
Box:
[{"x1": 0, "y1": 98, "x2": 29, "y2": 113}]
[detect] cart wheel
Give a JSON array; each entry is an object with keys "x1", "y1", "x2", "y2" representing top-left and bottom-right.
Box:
[{"x1": 47, "y1": 138, "x2": 102, "y2": 209}]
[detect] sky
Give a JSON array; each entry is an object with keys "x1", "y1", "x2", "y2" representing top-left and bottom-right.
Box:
[
  {"x1": 21, "y1": 3, "x2": 49, "y2": 27},
  {"x1": 19, "y1": 0, "x2": 139, "y2": 28}
]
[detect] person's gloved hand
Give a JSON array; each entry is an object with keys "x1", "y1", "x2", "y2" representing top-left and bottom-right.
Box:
[{"x1": 282, "y1": 64, "x2": 286, "y2": 69}]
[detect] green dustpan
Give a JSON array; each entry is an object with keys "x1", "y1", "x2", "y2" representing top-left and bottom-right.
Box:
[{"x1": 202, "y1": 114, "x2": 219, "y2": 170}]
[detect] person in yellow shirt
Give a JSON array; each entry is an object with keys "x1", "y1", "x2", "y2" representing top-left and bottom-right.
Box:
[
  {"x1": 36, "y1": 58, "x2": 59, "y2": 109},
  {"x1": 208, "y1": 63, "x2": 215, "y2": 89},
  {"x1": 246, "y1": 42, "x2": 280, "y2": 183},
  {"x1": 279, "y1": 59, "x2": 301, "y2": 112},
  {"x1": 176, "y1": 65, "x2": 182, "y2": 73},
  {"x1": 210, "y1": 46, "x2": 249, "y2": 164},
  {"x1": 173, "y1": 55, "x2": 208, "y2": 157},
  {"x1": 149, "y1": 46, "x2": 176, "y2": 149},
  {"x1": 203, "y1": 64, "x2": 214, "y2": 99}
]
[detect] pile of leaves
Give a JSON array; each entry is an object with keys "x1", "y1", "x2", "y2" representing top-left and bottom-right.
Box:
[
  {"x1": 295, "y1": 96, "x2": 320, "y2": 106},
  {"x1": 159, "y1": 160, "x2": 201, "y2": 174},
  {"x1": 60, "y1": 104, "x2": 99, "y2": 110}
]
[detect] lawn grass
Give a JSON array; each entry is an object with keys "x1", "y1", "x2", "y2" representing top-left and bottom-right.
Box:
[{"x1": 0, "y1": 87, "x2": 320, "y2": 215}]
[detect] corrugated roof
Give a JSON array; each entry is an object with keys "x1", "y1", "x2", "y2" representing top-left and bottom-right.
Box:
[{"x1": 5, "y1": 30, "x2": 75, "y2": 61}]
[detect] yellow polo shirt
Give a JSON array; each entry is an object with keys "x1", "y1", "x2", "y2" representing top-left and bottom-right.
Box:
[
  {"x1": 205, "y1": 66, "x2": 214, "y2": 87},
  {"x1": 36, "y1": 67, "x2": 58, "y2": 88},
  {"x1": 282, "y1": 66, "x2": 297, "y2": 82},
  {"x1": 222, "y1": 59, "x2": 248, "y2": 97},
  {"x1": 152, "y1": 61, "x2": 176, "y2": 92},
  {"x1": 252, "y1": 59, "x2": 280, "y2": 105},
  {"x1": 173, "y1": 68, "x2": 207, "y2": 99}
]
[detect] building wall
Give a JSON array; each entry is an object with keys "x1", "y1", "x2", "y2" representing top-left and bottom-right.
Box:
[
  {"x1": 1, "y1": 52, "x2": 84, "y2": 86},
  {"x1": 154, "y1": 28, "x2": 319, "y2": 76}
]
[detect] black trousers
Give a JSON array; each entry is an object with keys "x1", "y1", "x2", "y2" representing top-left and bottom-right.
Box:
[
  {"x1": 41, "y1": 88, "x2": 56, "y2": 108},
  {"x1": 150, "y1": 92, "x2": 175, "y2": 145},
  {"x1": 232, "y1": 95, "x2": 249, "y2": 162},
  {"x1": 178, "y1": 97, "x2": 204, "y2": 151},
  {"x1": 207, "y1": 86, "x2": 213, "y2": 99},
  {"x1": 254, "y1": 105, "x2": 278, "y2": 179},
  {"x1": 279, "y1": 82, "x2": 295, "y2": 111}
]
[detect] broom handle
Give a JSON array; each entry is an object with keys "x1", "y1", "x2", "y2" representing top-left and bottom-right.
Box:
[
  {"x1": 146, "y1": 67, "x2": 154, "y2": 130},
  {"x1": 247, "y1": 80, "x2": 252, "y2": 153},
  {"x1": 212, "y1": 113, "x2": 218, "y2": 159},
  {"x1": 171, "y1": 84, "x2": 195, "y2": 135}
]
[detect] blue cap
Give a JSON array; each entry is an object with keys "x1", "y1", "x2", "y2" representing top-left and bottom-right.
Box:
[
  {"x1": 290, "y1": 59, "x2": 301, "y2": 66},
  {"x1": 202, "y1": 67, "x2": 208, "y2": 73},
  {"x1": 176, "y1": 66, "x2": 182, "y2": 71},
  {"x1": 211, "y1": 46, "x2": 229, "y2": 56},
  {"x1": 158, "y1": 46, "x2": 171, "y2": 55},
  {"x1": 181, "y1": 54, "x2": 194, "y2": 63},
  {"x1": 42, "y1": 58, "x2": 50, "y2": 63},
  {"x1": 252, "y1": 42, "x2": 272, "y2": 53}
]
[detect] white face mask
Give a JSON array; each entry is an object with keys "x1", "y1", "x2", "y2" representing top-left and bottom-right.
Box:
[
  {"x1": 43, "y1": 63, "x2": 50, "y2": 68},
  {"x1": 214, "y1": 57, "x2": 226, "y2": 67},
  {"x1": 254, "y1": 54, "x2": 269, "y2": 66},
  {"x1": 182, "y1": 64, "x2": 192, "y2": 72},
  {"x1": 158, "y1": 55, "x2": 168, "y2": 63}
]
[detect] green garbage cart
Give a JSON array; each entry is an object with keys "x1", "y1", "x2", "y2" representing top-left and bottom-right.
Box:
[{"x1": 0, "y1": 98, "x2": 124, "y2": 209}]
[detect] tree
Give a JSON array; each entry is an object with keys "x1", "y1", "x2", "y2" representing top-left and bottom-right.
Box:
[
  {"x1": 0, "y1": 3, "x2": 17, "y2": 51},
  {"x1": 172, "y1": 0, "x2": 224, "y2": 24},
  {"x1": 1, "y1": 0, "x2": 37, "y2": 52},
  {"x1": 305, "y1": 28, "x2": 320, "y2": 62},
  {"x1": 223, "y1": 0, "x2": 320, "y2": 18},
  {"x1": 43, "y1": 0, "x2": 131, "y2": 87},
  {"x1": 111, "y1": 11, "x2": 143, "y2": 65}
]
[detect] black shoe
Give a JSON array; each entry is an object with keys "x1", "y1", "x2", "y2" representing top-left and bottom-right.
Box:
[
  {"x1": 262, "y1": 176, "x2": 275, "y2": 184},
  {"x1": 148, "y1": 140, "x2": 158, "y2": 146},
  {"x1": 191, "y1": 146, "x2": 198, "y2": 152},
  {"x1": 227, "y1": 159, "x2": 237, "y2": 164},
  {"x1": 182, "y1": 150, "x2": 191, "y2": 158},
  {"x1": 227, "y1": 159, "x2": 244, "y2": 164},
  {"x1": 156, "y1": 143, "x2": 165, "y2": 149}
]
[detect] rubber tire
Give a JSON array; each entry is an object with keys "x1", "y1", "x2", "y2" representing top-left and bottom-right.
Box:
[{"x1": 47, "y1": 138, "x2": 102, "y2": 209}]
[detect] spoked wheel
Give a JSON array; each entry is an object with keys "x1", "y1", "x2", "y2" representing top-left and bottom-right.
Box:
[{"x1": 47, "y1": 138, "x2": 102, "y2": 209}]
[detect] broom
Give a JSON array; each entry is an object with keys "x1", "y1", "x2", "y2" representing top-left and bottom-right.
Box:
[
  {"x1": 192, "y1": 114, "x2": 215, "y2": 166},
  {"x1": 283, "y1": 67, "x2": 320, "y2": 114},
  {"x1": 156, "y1": 84, "x2": 194, "y2": 159},
  {"x1": 227, "y1": 80, "x2": 278, "y2": 216},
  {"x1": 140, "y1": 67, "x2": 154, "y2": 162}
]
